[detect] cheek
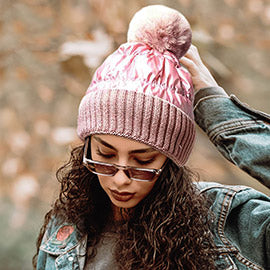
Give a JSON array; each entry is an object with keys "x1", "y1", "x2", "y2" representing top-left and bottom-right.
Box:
[
  {"x1": 97, "y1": 175, "x2": 109, "y2": 191},
  {"x1": 135, "y1": 181, "x2": 157, "y2": 198}
]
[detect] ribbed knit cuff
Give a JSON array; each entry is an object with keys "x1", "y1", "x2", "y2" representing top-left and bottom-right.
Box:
[{"x1": 77, "y1": 89, "x2": 195, "y2": 167}]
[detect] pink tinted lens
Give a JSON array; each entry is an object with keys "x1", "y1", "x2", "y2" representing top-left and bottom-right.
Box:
[
  {"x1": 93, "y1": 163, "x2": 117, "y2": 175},
  {"x1": 129, "y1": 168, "x2": 155, "y2": 180}
]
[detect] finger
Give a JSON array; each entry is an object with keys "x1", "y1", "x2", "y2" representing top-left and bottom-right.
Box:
[
  {"x1": 183, "y1": 45, "x2": 203, "y2": 64},
  {"x1": 179, "y1": 57, "x2": 198, "y2": 76},
  {"x1": 185, "y1": 44, "x2": 198, "y2": 57}
]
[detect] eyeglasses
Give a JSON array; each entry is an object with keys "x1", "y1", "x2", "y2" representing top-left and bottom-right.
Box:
[{"x1": 83, "y1": 137, "x2": 166, "y2": 182}]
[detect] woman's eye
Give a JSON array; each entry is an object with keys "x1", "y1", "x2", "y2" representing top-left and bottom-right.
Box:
[
  {"x1": 96, "y1": 149, "x2": 115, "y2": 159},
  {"x1": 135, "y1": 157, "x2": 155, "y2": 165}
]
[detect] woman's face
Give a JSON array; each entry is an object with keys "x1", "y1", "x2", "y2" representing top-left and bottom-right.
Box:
[{"x1": 90, "y1": 135, "x2": 167, "y2": 210}]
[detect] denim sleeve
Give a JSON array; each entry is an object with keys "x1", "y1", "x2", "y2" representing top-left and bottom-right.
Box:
[{"x1": 194, "y1": 86, "x2": 270, "y2": 188}]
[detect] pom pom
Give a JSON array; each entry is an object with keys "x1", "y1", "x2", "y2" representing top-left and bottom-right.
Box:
[{"x1": 127, "y1": 5, "x2": 192, "y2": 59}]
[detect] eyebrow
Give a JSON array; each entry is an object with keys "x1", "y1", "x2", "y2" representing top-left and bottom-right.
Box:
[{"x1": 92, "y1": 136, "x2": 157, "y2": 154}]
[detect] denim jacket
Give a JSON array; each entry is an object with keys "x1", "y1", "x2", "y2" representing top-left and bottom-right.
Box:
[{"x1": 37, "y1": 87, "x2": 270, "y2": 270}]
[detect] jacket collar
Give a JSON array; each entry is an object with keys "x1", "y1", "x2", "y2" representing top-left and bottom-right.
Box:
[{"x1": 40, "y1": 224, "x2": 85, "y2": 255}]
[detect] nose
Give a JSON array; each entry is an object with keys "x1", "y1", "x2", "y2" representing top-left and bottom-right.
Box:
[{"x1": 112, "y1": 168, "x2": 132, "y2": 187}]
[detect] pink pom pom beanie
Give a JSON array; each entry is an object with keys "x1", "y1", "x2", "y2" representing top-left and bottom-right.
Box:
[{"x1": 77, "y1": 5, "x2": 195, "y2": 167}]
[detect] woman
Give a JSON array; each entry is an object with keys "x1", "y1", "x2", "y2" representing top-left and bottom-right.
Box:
[{"x1": 33, "y1": 5, "x2": 270, "y2": 270}]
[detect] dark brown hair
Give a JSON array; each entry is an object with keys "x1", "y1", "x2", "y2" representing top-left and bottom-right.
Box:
[{"x1": 33, "y1": 144, "x2": 217, "y2": 269}]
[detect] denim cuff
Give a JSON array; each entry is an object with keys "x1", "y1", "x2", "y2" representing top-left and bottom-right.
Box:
[
  {"x1": 194, "y1": 86, "x2": 270, "y2": 123},
  {"x1": 194, "y1": 86, "x2": 228, "y2": 109}
]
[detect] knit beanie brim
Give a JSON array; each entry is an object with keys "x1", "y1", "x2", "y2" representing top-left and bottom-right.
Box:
[{"x1": 78, "y1": 88, "x2": 195, "y2": 167}]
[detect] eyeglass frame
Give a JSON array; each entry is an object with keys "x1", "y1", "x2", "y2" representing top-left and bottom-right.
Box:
[{"x1": 82, "y1": 137, "x2": 167, "y2": 182}]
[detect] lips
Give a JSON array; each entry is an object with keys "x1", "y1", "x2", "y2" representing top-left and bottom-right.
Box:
[{"x1": 110, "y1": 189, "x2": 135, "y2": 202}]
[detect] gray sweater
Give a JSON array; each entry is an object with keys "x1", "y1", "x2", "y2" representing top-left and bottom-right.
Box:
[{"x1": 84, "y1": 231, "x2": 118, "y2": 270}]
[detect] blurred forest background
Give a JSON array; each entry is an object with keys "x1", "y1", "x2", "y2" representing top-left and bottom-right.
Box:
[{"x1": 0, "y1": 0, "x2": 269, "y2": 269}]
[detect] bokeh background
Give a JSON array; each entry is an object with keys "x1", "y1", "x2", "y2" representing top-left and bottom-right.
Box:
[{"x1": 0, "y1": 0, "x2": 269, "y2": 269}]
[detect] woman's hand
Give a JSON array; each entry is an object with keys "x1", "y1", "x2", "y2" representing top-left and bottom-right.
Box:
[{"x1": 180, "y1": 45, "x2": 219, "y2": 91}]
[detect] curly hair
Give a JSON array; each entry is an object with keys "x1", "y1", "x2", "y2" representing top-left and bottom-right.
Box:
[{"x1": 33, "y1": 143, "x2": 217, "y2": 269}]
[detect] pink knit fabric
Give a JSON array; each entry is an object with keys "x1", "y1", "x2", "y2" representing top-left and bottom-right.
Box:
[{"x1": 77, "y1": 5, "x2": 195, "y2": 167}]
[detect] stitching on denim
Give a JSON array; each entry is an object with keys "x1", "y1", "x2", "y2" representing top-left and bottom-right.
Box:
[
  {"x1": 218, "y1": 191, "x2": 235, "y2": 246},
  {"x1": 40, "y1": 241, "x2": 81, "y2": 256},
  {"x1": 217, "y1": 189, "x2": 265, "y2": 270},
  {"x1": 208, "y1": 120, "x2": 264, "y2": 141},
  {"x1": 208, "y1": 119, "x2": 262, "y2": 142},
  {"x1": 40, "y1": 224, "x2": 80, "y2": 256},
  {"x1": 199, "y1": 184, "x2": 249, "y2": 194},
  {"x1": 209, "y1": 119, "x2": 255, "y2": 136},
  {"x1": 193, "y1": 95, "x2": 230, "y2": 111},
  {"x1": 234, "y1": 253, "x2": 265, "y2": 270},
  {"x1": 224, "y1": 255, "x2": 238, "y2": 270},
  {"x1": 55, "y1": 250, "x2": 77, "y2": 269},
  {"x1": 215, "y1": 248, "x2": 238, "y2": 270},
  {"x1": 216, "y1": 247, "x2": 238, "y2": 269}
]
